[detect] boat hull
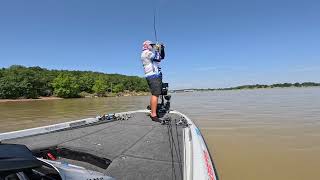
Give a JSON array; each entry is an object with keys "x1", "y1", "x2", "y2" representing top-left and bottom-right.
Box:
[{"x1": 0, "y1": 110, "x2": 218, "y2": 180}]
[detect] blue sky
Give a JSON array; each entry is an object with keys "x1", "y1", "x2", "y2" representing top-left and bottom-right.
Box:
[{"x1": 0, "y1": 0, "x2": 319, "y2": 89}]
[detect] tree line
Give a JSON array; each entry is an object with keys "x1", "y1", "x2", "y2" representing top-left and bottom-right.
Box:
[
  {"x1": 0, "y1": 65, "x2": 149, "y2": 99},
  {"x1": 172, "y1": 82, "x2": 320, "y2": 92},
  {"x1": 220, "y1": 82, "x2": 320, "y2": 90}
]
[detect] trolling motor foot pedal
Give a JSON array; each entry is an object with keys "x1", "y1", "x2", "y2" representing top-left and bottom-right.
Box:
[{"x1": 160, "y1": 116, "x2": 171, "y2": 125}]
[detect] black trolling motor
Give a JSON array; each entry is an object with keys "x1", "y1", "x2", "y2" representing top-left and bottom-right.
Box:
[{"x1": 157, "y1": 82, "x2": 171, "y2": 118}]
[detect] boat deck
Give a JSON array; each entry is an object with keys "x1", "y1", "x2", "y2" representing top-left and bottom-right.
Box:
[{"x1": 3, "y1": 112, "x2": 184, "y2": 180}]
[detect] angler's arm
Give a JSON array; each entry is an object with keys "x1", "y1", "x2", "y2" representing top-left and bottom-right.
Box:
[
  {"x1": 152, "y1": 51, "x2": 162, "y2": 62},
  {"x1": 146, "y1": 44, "x2": 165, "y2": 62},
  {"x1": 146, "y1": 51, "x2": 161, "y2": 62}
]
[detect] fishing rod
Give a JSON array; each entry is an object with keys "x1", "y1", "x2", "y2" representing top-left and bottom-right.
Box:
[
  {"x1": 152, "y1": 2, "x2": 169, "y2": 119},
  {"x1": 152, "y1": 6, "x2": 165, "y2": 60},
  {"x1": 153, "y1": 7, "x2": 158, "y2": 43}
]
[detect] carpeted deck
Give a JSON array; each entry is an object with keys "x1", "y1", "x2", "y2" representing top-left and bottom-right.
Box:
[{"x1": 3, "y1": 112, "x2": 184, "y2": 180}]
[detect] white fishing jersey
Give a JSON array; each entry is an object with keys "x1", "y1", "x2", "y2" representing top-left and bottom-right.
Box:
[{"x1": 141, "y1": 49, "x2": 162, "y2": 78}]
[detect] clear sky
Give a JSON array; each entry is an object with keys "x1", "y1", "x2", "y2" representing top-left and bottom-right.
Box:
[{"x1": 0, "y1": 0, "x2": 319, "y2": 89}]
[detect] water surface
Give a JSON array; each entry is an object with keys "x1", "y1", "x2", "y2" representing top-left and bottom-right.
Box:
[{"x1": 1, "y1": 88, "x2": 319, "y2": 180}]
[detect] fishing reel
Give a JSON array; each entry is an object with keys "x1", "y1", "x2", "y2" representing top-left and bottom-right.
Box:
[
  {"x1": 153, "y1": 43, "x2": 164, "y2": 51},
  {"x1": 152, "y1": 43, "x2": 165, "y2": 59}
]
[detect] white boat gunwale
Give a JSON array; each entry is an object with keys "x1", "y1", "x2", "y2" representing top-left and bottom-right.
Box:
[{"x1": 171, "y1": 110, "x2": 219, "y2": 180}]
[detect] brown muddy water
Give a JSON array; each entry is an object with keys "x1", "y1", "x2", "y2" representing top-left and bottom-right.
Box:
[{"x1": 1, "y1": 88, "x2": 319, "y2": 180}]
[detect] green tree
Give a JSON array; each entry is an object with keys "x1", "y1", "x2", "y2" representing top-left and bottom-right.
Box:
[
  {"x1": 0, "y1": 65, "x2": 40, "y2": 99},
  {"x1": 0, "y1": 65, "x2": 151, "y2": 99},
  {"x1": 136, "y1": 78, "x2": 149, "y2": 91},
  {"x1": 0, "y1": 76, "x2": 22, "y2": 99},
  {"x1": 78, "y1": 74, "x2": 95, "y2": 93},
  {"x1": 113, "y1": 83, "x2": 124, "y2": 93},
  {"x1": 294, "y1": 82, "x2": 301, "y2": 87},
  {"x1": 52, "y1": 73, "x2": 80, "y2": 98},
  {"x1": 92, "y1": 77, "x2": 108, "y2": 96},
  {"x1": 0, "y1": 68, "x2": 4, "y2": 78}
]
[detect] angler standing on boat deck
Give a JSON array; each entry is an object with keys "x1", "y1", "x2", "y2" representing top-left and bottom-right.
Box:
[{"x1": 141, "y1": 40, "x2": 165, "y2": 122}]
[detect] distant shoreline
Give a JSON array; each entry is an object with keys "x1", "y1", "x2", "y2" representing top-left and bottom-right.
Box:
[
  {"x1": 0, "y1": 96, "x2": 63, "y2": 103},
  {"x1": 0, "y1": 92, "x2": 150, "y2": 103},
  {"x1": 0, "y1": 65, "x2": 149, "y2": 100},
  {"x1": 172, "y1": 82, "x2": 320, "y2": 92},
  {"x1": 0, "y1": 86, "x2": 319, "y2": 102}
]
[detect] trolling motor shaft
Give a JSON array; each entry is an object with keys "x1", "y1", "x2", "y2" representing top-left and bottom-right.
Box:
[{"x1": 157, "y1": 83, "x2": 171, "y2": 118}]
